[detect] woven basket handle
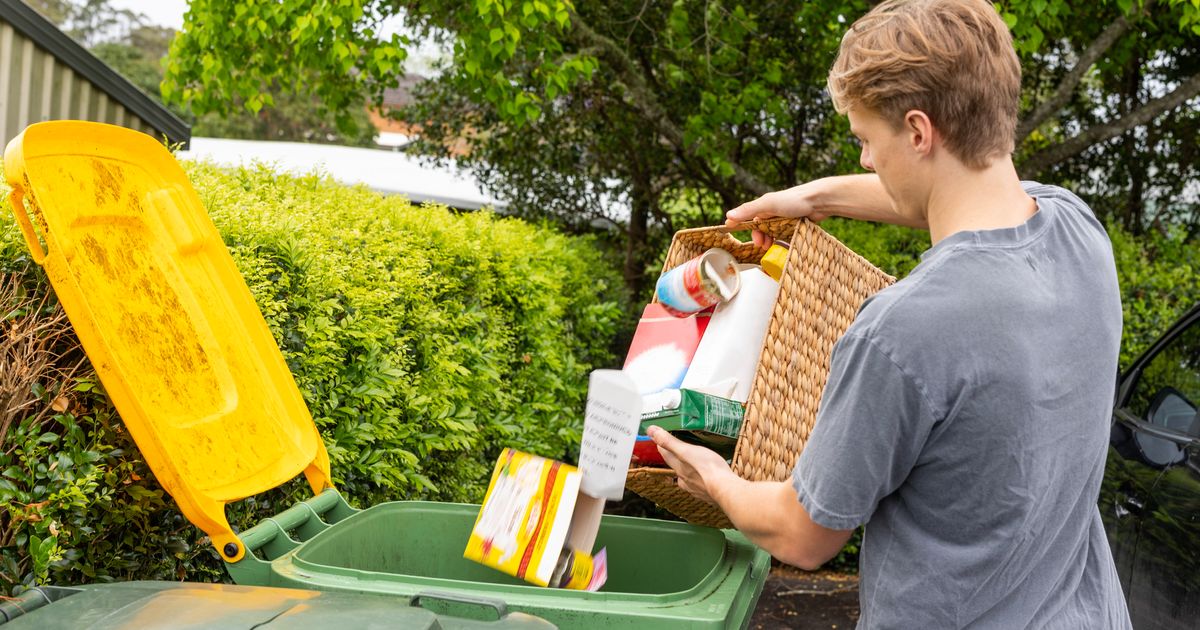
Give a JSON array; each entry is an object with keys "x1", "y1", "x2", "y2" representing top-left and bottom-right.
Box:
[
  {"x1": 662, "y1": 217, "x2": 802, "y2": 271},
  {"x1": 713, "y1": 217, "x2": 801, "y2": 237}
]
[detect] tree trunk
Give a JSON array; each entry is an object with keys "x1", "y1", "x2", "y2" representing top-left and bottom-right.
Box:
[
  {"x1": 625, "y1": 174, "x2": 652, "y2": 301},
  {"x1": 1122, "y1": 52, "x2": 1145, "y2": 235}
]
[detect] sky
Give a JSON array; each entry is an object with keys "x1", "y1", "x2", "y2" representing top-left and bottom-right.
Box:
[{"x1": 109, "y1": 0, "x2": 189, "y2": 30}]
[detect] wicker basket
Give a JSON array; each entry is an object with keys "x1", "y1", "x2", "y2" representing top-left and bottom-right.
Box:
[{"x1": 625, "y1": 218, "x2": 895, "y2": 528}]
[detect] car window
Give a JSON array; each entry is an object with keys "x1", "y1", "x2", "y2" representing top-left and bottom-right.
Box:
[{"x1": 1128, "y1": 321, "x2": 1200, "y2": 439}]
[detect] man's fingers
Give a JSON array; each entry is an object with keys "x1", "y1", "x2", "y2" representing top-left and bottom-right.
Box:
[
  {"x1": 647, "y1": 425, "x2": 680, "y2": 451},
  {"x1": 725, "y1": 194, "x2": 778, "y2": 226},
  {"x1": 751, "y1": 230, "x2": 774, "y2": 250},
  {"x1": 646, "y1": 426, "x2": 688, "y2": 470}
]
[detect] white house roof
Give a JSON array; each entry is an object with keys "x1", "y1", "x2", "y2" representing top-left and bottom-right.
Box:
[{"x1": 177, "y1": 137, "x2": 506, "y2": 211}]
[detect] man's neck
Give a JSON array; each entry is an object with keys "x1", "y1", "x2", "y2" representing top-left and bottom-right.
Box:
[{"x1": 924, "y1": 157, "x2": 1037, "y2": 245}]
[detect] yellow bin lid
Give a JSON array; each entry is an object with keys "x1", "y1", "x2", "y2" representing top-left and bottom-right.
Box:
[{"x1": 3, "y1": 122, "x2": 332, "y2": 561}]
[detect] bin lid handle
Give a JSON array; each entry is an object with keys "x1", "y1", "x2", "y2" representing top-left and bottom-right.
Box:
[{"x1": 410, "y1": 590, "x2": 508, "y2": 621}]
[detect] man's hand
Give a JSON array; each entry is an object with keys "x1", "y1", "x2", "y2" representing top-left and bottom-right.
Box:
[
  {"x1": 724, "y1": 183, "x2": 832, "y2": 250},
  {"x1": 723, "y1": 174, "x2": 923, "y2": 249},
  {"x1": 646, "y1": 425, "x2": 736, "y2": 504},
  {"x1": 647, "y1": 424, "x2": 855, "y2": 571}
]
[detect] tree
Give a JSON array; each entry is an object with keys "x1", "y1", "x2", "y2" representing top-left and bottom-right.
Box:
[
  {"x1": 166, "y1": 1, "x2": 865, "y2": 296},
  {"x1": 90, "y1": 24, "x2": 176, "y2": 101},
  {"x1": 23, "y1": 0, "x2": 144, "y2": 47},
  {"x1": 192, "y1": 88, "x2": 378, "y2": 147},
  {"x1": 164, "y1": 1, "x2": 1200, "y2": 295},
  {"x1": 30, "y1": 0, "x2": 380, "y2": 147},
  {"x1": 1003, "y1": 0, "x2": 1200, "y2": 234}
]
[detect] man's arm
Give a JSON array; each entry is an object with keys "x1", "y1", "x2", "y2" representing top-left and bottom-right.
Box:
[
  {"x1": 647, "y1": 426, "x2": 853, "y2": 570},
  {"x1": 725, "y1": 174, "x2": 928, "y2": 247}
]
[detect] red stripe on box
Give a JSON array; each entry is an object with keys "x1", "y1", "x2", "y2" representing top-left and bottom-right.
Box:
[{"x1": 517, "y1": 461, "x2": 560, "y2": 580}]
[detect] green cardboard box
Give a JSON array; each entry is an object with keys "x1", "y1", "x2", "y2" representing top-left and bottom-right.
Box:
[{"x1": 639, "y1": 389, "x2": 745, "y2": 458}]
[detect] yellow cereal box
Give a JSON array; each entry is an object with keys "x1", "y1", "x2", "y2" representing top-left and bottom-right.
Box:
[{"x1": 464, "y1": 448, "x2": 582, "y2": 587}]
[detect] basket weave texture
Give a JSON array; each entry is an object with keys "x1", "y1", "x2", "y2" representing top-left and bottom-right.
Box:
[{"x1": 625, "y1": 218, "x2": 895, "y2": 528}]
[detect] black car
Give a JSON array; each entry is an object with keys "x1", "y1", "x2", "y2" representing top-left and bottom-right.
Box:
[{"x1": 1103, "y1": 304, "x2": 1200, "y2": 629}]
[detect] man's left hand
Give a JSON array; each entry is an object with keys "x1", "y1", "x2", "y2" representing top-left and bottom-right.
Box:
[{"x1": 646, "y1": 425, "x2": 736, "y2": 505}]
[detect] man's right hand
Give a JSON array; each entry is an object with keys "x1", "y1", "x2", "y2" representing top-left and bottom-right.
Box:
[
  {"x1": 725, "y1": 181, "x2": 833, "y2": 249},
  {"x1": 723, "y1": 174, "x2": 925, "y2": 249}
]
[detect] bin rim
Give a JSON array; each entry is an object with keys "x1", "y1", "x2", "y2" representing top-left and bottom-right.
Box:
[{"x1": 281, "y1": 501, "x2": 739, "y2": 603}]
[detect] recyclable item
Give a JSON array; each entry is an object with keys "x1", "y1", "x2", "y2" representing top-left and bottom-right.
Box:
[
  {"x1": 760, "y1": 240, "x2": 790, "y2": 281},
  {"x1": 655, "y1": 248, "x2": 741, "y2": 317},
  {"x1": 465, "y1": 448, "x2": 602, "y2": 588},
  {"x1": 687, "y1": 378, "x2": 737, "y2": 400},
  {"x1": 577, "y1": 370, "x2": 642, "y2": 501},
  {"x1": 567, "y1": 493, "x2": 606, "y2": 552},
  {"x1": 681, "y1": 265, "x2": 780, "y2": 403},
  {"x1": 640, "y1": 389, "x2": 746, "y2": 460},
  {"x1": 622, "y1": 304, "x2": 710, "y2": 396},
  {"x1": 466, "y1": 369, "x2": 638, "y2": 590},
  {"x1": 632, "y1": 435, "x2": 668, "y2": 466},
  {"x1": 641, "y1": 388, "x2": 682, "y2": 415},
  {"x1": 553, "y1": 547, "x2": 608, "y2": 590},
  {"x1": 627, "y1": 217, "x2": 893, "y2": 532}
]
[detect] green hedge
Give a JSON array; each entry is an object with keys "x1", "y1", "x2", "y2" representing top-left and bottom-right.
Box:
[{"x1": 0, "y1": 161, "x2": 625, "y2": 593}]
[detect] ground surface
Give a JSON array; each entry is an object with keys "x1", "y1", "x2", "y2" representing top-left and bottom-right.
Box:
[
  {"x1": 605, "y1": 497, "x2": 861, "y2": 629},
  {"x1": 749, "y1": 566, "x2": 859, "y2": 630}
]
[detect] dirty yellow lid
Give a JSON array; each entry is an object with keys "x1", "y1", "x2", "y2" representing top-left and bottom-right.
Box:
[{"x1": 3, "y1": 122, "x2": 332, "y2": 561}]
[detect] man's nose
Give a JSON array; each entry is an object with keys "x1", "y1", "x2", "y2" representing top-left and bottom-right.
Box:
[{"x1": 860, "y1": 148, "x2": 874, "y2": 171}]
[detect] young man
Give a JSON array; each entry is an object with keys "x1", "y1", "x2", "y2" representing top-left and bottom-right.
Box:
[{"x1": 647, "y1": 0, "x2": 1132, "y2": 627}]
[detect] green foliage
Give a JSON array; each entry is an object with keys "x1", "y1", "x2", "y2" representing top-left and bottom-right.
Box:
[
  {"x1": 1000, "y1": 0, "x2": 1200, "y2": 232},
  {"x1": 22, "y1": 0, "x2": 144, "y2": 48},
  {"x1": 190, "y1": 91, "x2": 379, "y2": 147},
  {"x1": 0, "y1": 161, "x2": 624, "y2": 593},
  {"x1": 1108, "y1": 222, "x2": 1200, "y2": 366},
  {"x1": 35, "y1": 0, "x2": 376, "y2": 147},
  {"x1": 0, "y1": 380, "x2": 216, "y2": 593},
  {"x1": 1000, "y1": 0, "x2": 1200, "y2": 54},
  {"x1": 91, "y1": 41, "x2": 169, "y2": 102},
  {"x1": 163, "y1": 0, "x2": 587, "y2": 133},
  {"x1": 165, "y1": 0, "x2": 1200, "y2": 278},
  {"x1": 164, "y1": 0, "x2": 402, "y2": 132},
  {"x1": 819, "y1": 219, "x2": 929, "y2": 279},
  {"x1": 164, "y1": 1, "x2": 872, "y2": 297}
]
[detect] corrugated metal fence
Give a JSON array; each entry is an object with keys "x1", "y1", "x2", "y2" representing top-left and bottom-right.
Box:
[
  {"x1": 0, "y1": 0, "x2": 189, "y2": 149},
  {"x1": 0, "y1": 21, "x2": 160, "y2": 144}
]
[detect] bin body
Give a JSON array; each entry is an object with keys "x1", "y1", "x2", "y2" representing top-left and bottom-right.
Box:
[{"x1": 237, "y1": 501, "x2": 769, "y2": 630}]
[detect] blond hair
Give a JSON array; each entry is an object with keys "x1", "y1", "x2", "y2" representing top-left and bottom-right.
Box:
[{"x1": 828, "y1": 0, "x2": 1021, "y2": 168}]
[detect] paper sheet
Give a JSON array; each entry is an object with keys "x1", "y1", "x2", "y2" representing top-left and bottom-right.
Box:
[{"x1": 578, "y1": 370, "x2": 642, "y2": 501}]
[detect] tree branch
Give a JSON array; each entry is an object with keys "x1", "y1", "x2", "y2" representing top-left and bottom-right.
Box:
[
  {"x1": 1018, "y1": 71, "x2": 1200, "y2": 175},
  {"x1": 1015, "y1": 5, "x2": 1143, "y2": 141},
  {"x1": 568, "y1": 13, "x2": 772, "y2": 196}
]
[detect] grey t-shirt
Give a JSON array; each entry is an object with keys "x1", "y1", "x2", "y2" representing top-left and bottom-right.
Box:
[{"x1": 793, "y1": 182, "x2": 1132, "y2": 629}]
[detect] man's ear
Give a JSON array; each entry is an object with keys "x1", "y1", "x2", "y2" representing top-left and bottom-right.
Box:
[{"x1": 904, "y1": 110, "x2": 935, "y2": 157}]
